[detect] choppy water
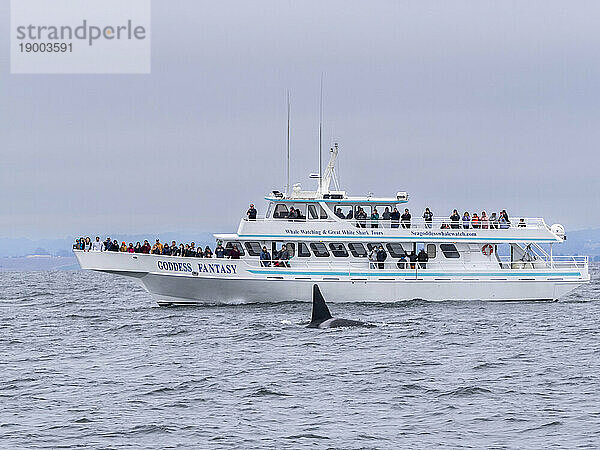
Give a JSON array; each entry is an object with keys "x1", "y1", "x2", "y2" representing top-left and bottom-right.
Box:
[{"x1": 1, "y1": 266, "x2": 600, "y2": 448}]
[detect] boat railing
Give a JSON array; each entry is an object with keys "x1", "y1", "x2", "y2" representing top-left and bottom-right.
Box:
[
  {"x1": 243, "y1": 216, "x2": 548, "y2": 230},
  {"x1": 240, "y1": 255, "x2": 588, "y2": 273}
]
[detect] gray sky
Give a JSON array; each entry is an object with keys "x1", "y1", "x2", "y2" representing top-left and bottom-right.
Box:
[{"x1": 2, "y1": 0, "x2": 599, "y2": 239}]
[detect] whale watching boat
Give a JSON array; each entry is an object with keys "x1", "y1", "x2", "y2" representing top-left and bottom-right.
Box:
[{"x1": 74, "y1": 145, "x2": 589, "y2": 305}]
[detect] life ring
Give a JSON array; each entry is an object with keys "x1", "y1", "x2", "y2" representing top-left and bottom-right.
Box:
[{"x1": 482, "y1": 244, "x2": 493, "y2": 256}]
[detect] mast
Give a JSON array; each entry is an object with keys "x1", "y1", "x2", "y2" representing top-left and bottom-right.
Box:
[
  {"x1": 318, "y1": 73, "x2": 323, "y2": 193},
  {"x1": 286, "y1": 90, "x2": 291, "y2": 196}
]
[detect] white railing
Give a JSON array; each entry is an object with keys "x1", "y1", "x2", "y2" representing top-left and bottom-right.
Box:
[
  {"x1": 240, "y1": 255, "x2": 588, "y2": 273},
  {"x1": 243, "y1": 216, "x2": 547, "y2": 230}
]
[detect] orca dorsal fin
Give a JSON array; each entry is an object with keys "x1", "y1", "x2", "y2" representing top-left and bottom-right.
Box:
[{"x1": 310, "y1": 284, "x2": 332, "y2": 326}]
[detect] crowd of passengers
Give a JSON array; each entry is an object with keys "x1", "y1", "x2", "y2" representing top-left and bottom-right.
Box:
[
  {"x1": 249, "y1": 203, "x2": 521, "y2": 229},
  {"x1": 332, "y1": 207, "x2": 520, "y2": 229},
  {"x1": 73, "y1": 237, "x2": 243, "y2": 259}
]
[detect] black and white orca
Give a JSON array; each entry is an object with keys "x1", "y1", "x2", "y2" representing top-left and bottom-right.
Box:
[{"x1": 307, "y1": 284, "x2": 372, "y2": 329}]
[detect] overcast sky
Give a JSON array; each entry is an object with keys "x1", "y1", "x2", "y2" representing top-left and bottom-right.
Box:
[{"x1": 2, "y1": 0, "x2": 599, "y2": 239}]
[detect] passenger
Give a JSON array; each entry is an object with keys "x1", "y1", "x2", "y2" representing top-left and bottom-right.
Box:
[
  {"x1": 518, "y1": 218, "x2": 526, "y2": 228},
  {"x1": 134, "y1": 242, "x2": 142, "y2": 253},
  {"x1": 171, "y1": 244, "x2": 180, "y2": 256},
  {"x1": 247, "y1": 204, "x2": 257, "y2": 220},
  {"x1": 346, "y1": 209, "x2": 354, "y2": 220},
  {"x1": 417, "y1": 248, "x2": 428, "y2": 269},
  {"x1": 196, "y1": 245, "x2": 204, "y2": 257},
  {"x1": 462, "y1": 212, "x2": 470, "y2": 229},
  {"x1": 423, "y1": 208, "x2": 433, "y2": 228},
  {"x1": 119, "y1": 241, "x2": 127, "y2": 252},
  {"x1": 390, "y1": 207, "x2": 400, "y2": 228},
  {"x1": 279, "y1": 245, "x2": 290, "y2": 267},
  {"x1": 127, "y1": 243, "x2": 135, "y2": 253},
  {"x1": 189, "y1": 242, "x2": 196, "y2": 256},
  {"x1": 162, "y1": 243, "x2": 171, "y2": 255},
  {"x1": 84, "y1": 237, "x2": 92, "y2": 251},
  {"x1": 204, "y1": 246, "x2": 213, "y2": 258},
  {"x1": 371, "y1": 208, "x2": 379, "y2": 228},
  {"x1": 397, "y1": 254, "x2": 407, "y2": 269},
  {"x1": 184, "y1": 244, "x2": 190, "y2": 257},
  {"x1": 178, "y1": 243, "x2": 185, "y2": 256},
  {"x1": 450, "y1": 209, "x2": 460, "y2": 229},
  {"x1": 104, "y1": 237, "x2": 112, "y2": 251},
  {"x1": 489, "y1": 212, "x2": 498, "y2": 229},
  {"x1": 272, "y1": 248, "x2": 281, "y2": 266},
  {"x1": 401, "y1": 209, "x2": 411, "y2": 228},
  {"x1": 111, "y1": 240, "x2": 120, "y2": 252},
  {"x1": 215, "y1": 242, "x2": 225, "y2": 258},
  {"x1": 229, "y1": 244, "x2": 241, "y2": 259},
  {"x1": 91, "y1": 236, "x2": 104, "y2": 252},
  {"x1": 335, "y1": 207, "x2": 345, "y2": 219},
  {"x1": 382, "y1": 207, "x2": 391, "y2": 227},
  {"x1": 357, "y1": 207, "x2": 367, "y2": 228},
  {"x1": 409, "y1": 251, "x2": 418, "y2": 269},
  {"x1": 152, "y1": 239, "x2": 163, "y2": 255},
  {"x1": 472, "y1": 213, "x2": 480, "y2": 229},
  {"x1": 500, "y1": 210, "x2": 510, "y2": 227},
  {"x1": 288, "y1": 207, "x2": 298, "y2": 220},
  {"x1": 260, "y1": 246, "x2": 271, "y2": 267},
  {"x1": 480, "y1": 211, "x2": 488, "y2": 229},
  {"x1": 73, "y1": 238, "x2": 80, "y2": 250},
  {"x1": 499, "y1": 215, "x2": 509, "y2": 229},
  {"x1": 141, "y1": 240, "x2": 151, "y2": 254},
  {"x1": 368, "y1": 246, "x2": 377, "y2": 269},
  {"x1": 376, "y1": 245, "x2": 387, "y2": 269}
]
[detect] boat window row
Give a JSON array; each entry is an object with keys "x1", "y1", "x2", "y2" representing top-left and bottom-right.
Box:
[
  {"x1": 232, "y1": 241, "x2": 460, "y2": 259},
  {"x1": 267, "y1": 203, "x2": 401, "y2": 221}
]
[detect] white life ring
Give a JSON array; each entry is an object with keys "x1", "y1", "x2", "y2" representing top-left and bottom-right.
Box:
[{"x1": 482, "y1": 244, "x2": 493, "y2": 256}]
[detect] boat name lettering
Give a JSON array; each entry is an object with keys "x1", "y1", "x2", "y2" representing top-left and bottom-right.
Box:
[
  {"x1": 410, "y1": 230, "x2": 477, "y2": 237},
  {"x1": 198, "y1": 263, "x2": 237, "y2": 274},
  {"x1": 157, "y1": 261, "x2": 194, "y2": 272}
]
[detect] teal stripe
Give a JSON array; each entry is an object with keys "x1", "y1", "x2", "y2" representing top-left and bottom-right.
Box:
[{"x1": 248, "y1": 269, "x2": 581, "y2": 277}]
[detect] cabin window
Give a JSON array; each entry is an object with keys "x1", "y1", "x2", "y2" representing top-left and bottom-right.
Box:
[
  {"x1": 427, "y1": 244, "x2": 436, "y2": 259},
  {"x1": 308, "y1": 204, "x2": 328, "y2": 220},
  {"x1": 289, "y1": 204, "x2": 306, "y2": 221},
  {"x1": 273, "y1": 204, "x2": 289, "y2": 219},
  {"x1": 348, "y1": 243, "x2": 367, "y2": 257},
  {"x1": 298, "y1": 242, "x2": 311, "y2": 257},
  {"x1": 386, "y1": 243, "x2": 406, "y2": 258},
  {"x1": 440, "y1": 243, "x2": 460, "y2": 258},
  {"x1": 310, "y1": 242, "x2": 330, "y2": 257},
  {"x1": 333, "y1": 204, "x2": 353, "y2": 219},
  {"x1": 366, "y1": 243, "x2": 382, "y2": 252},
  {"x1": 225, "y1": 241, "x2": 245, "y2": 256},
  {"x1": 244, "y1": 241, "x2": 262, "y2": 256},
  {"x1": 329, "y1": 243, "x2": 348, "y2": 257},
  {"x1": 286, "y1": 243, "x2": 295, "y2": 258}
]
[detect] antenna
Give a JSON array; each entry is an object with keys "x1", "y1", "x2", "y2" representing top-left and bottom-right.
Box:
[
  {"x1": 318, "y1": 73, "x2": 324, "y2": 192},
  {"x1": 286, "y1": 90, "x2": 291, "y2": 196}
]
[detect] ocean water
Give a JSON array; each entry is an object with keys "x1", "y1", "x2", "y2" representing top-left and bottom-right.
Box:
[{"x1": 1, "y1": 266, "x2": 599, "y2": 449}]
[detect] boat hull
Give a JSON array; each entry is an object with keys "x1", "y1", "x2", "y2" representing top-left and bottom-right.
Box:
[{"x1": 74, "y1": 251, "x2": 588, "y2": 305}]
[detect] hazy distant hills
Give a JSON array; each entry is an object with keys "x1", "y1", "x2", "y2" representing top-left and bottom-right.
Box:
[{"x1": 0, "y1": 229, "x2": 599, "y2": 262}]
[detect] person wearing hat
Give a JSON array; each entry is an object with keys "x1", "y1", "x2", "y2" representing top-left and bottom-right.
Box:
[
  {"x1": 247, "y1": 203, "x2": 257, "y2": 220},
  {"x1": 120, "y1": 241, "x2": 127, "y2": 252}
]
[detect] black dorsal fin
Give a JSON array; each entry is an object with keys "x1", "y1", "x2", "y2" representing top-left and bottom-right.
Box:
[{"x1": 310, "y1": 284, "x2": 332, "y2": 326}]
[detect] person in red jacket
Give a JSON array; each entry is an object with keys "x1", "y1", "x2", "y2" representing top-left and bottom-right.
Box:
[{"x1": 140, "y1": 240, "x2": 151, "y2": 254}]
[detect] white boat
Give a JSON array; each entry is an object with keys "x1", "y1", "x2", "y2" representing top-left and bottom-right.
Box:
[{"x1": 74, "y1": 146, "x2": 589, "y2": 305}]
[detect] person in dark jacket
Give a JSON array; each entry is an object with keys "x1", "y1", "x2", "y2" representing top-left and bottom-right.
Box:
[
  {"x1": 229, "y1": 245, "x2": 241, "y2": 259},
  {"x1": 382, "y1": 207, "x2": 391, "y2": 227},
  {"x1": 260, "y1": 246, "x2": 271, "y2": 267},
  {"x1": 162, "y1": 243, "x2": 171, "y2": 255},
  {"x1": 401, "y1": 209, "x2": 412, "y2": 228},
  {"x1": 141, "y1": 240, "x2": 151, "y2": 254},
  {"x1": 376, "y1": 245, "x2": 387, "y2": 269},
  {"x1": 215, "y1": 242, "x2": 225, "y2": 258},
  {"x1": 450, "y1": 210, "x2": 460, "y2": 229},
  {"x1": 247, "y1": 204, "x2": 257, "y2": 220},
  {"x1": 423, "y1": 208, "x2": 433, "y2": 228},
  {"x1": 279, "y1": 245, "x2": 290, "y2": 267},
  {"x1": 134, "y1": 242, "x2": 142, "y2": 253},
  {"x1": 417, "y1": 248, "x2": 429, "y2": 269},
  {"x1": 111, "y1": 240, "x2": 120, "y2": 252},
  {"x1": 204, "y1": 246, "x2": 213, "y2": 258},
  {"x1": 409, "y1": 251, "x2": 418, "y2": 269},
  {"x1": 104, "y1": 237, "x2": 112, "y2": 251},
  {"x1": 390, "y1": 208, "x2": 400, "y2": 228}
]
